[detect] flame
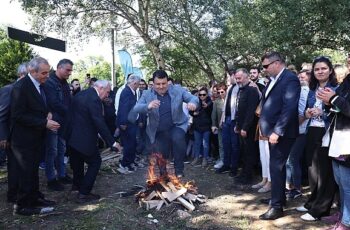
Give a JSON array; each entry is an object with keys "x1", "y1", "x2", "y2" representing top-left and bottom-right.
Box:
[{"x1": 145, "y1": 153, "x2": 198, "y2": 194}]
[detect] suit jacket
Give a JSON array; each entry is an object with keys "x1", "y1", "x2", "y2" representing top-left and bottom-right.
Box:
[
  {"x1": 116, "y1": 85, "x2": 137, "y2": 127},
  {"x1": 259, "y1": 69, "x2": 300, "y2": 138},
  {"x1": 0, "y1": 83, "x2": 15, "y2": 141},
  {"x1": 235, "y1": 84, "x2": 260, "y2": 132},
  {"x1": 10, "y1": 76, "x2": 48, "y2": 148},
  {"x1": 130, "y1": 85, "x2": 199, "y2": 143},
  {"x1": 66, "y1": 87, "x2": 115, "y2": 156}
]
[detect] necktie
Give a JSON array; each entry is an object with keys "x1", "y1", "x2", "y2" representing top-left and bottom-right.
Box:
[{"x1": 39, "y1": 85, "x2": 47, "y2": 106}]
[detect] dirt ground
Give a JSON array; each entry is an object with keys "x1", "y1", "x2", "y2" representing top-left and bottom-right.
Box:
[{"x1": 0, "y1": 155, "x2": 334, "y2": 230}]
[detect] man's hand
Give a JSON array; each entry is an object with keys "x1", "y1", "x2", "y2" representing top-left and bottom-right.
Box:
[
  {"x1": 46, "y1": 120, "x2": 60, "y2": 132},
  {"x1": 47, "y1": 112, "x2": 53, "y2": 120},
  {"x1": 234, "y1": 126, "x2": 240, "y2": 134},
  {"x1": 269, "y1": 132, "x2": 279, "y2": 144},
  {"x1": 211, "y1": 126, "x2": 218, "y2": 134},
  {"x1": 148, "y1": 99, "x2": 160, "y2": 109},
  {"x1": 138, "y1": 122, "x2": 144, "y2": 128},
  {"x1": 120, "y1": 125, "x2": 127, "y2": 131},
  {"x1": 317, "y1": 87, "x2": 336, "y2": 105},
  {"x1": 187, "y1": 103, "x2": 197, "y2": 111},
  {"x1": 240, "y1": 130, "x2": 247, "y2": 138},
  {"x1": 0, "y1": 140, "x2": 9, "y2": 149}
]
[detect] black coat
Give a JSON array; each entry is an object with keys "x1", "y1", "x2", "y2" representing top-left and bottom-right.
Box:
[
  {"x1": 10, "y1": 76, "x2": 48, "y2": 148},
  {"x1": 191, "y1": 97, "x2": 213, "y2": 132},
  {"x1": 66, "y1": 88, "x2": 115, "y2": 156}
]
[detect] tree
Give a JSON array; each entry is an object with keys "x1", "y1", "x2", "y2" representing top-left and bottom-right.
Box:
[
  {"x1": 0, "y1": 27, "x2": 34, "y2": 87},
  {"x1": 71, "y1": 56, "x2": 124, "y2": 87}
]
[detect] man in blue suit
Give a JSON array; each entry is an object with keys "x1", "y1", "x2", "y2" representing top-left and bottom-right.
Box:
[
  {"x1": 131, "y1": 70, "x2": 198, "y2": 177},
  {"x1": 116, "y1": 74, "x2": 141, "y2": 174},
  {"x1": 66, "y1": 80, "x2": 119, "y2": 203},
  {"x1": 258, "y1": 52, "x2": 300, "y2": 220}
]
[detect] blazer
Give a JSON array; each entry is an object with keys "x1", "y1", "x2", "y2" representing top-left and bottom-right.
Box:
[
  {"x1": 130, "y1": 84, "x2": 199, "y2": 143},
  {"x1": 0, "y1": 83, "x2": 14, "y2": 141},
  {"x1": 10, "y1": 75, "x2": 48, "y2": 148},
  {"x1": 259, "y1": 68, "x2": 300, "y2": 138},
  {"x1": 66, "y1": 88, "x2": 115, "y2": 156},
  {"x1": 235, "y1": 84, "x2": 260, "y2": 132},
  {"x1": 116, "y1": 85, "x2": 137, "y2": 127}
]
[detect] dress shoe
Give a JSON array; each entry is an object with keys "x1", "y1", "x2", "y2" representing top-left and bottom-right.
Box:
[
  {"x1": 252, "y1": 181, "x2": 266, "y2": 189},
  {"x1": 7, "y1": 196, "x2": 17, "y2": 203},
  {"x1": 76, "y1": 193, "x2": 101, "y2": 203},
  {"x1": 34, "y1": 197, "x2": 56, "y2": 207},
  {"x1": 14, "y1": 205, "x2": 54, "y2": 216},
  {"x1": 216, "y1": 165, "x2": 231, "y2": 174},
  {"x1": 47, "y1": 179, "x2": 64, "y2": 191},
  {"x1": 176, "y1": 172, "x2": 185, "y2": 178},
  {"x1": 259, "y1": 207, "x2": 284, "y2": 220}
]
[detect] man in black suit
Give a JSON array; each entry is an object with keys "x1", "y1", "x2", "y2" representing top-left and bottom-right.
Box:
[
  {"x1": 116, "y1": 74, "x2": 140, "y2": 174},
  {"x1": 258, "y1": 52, "x2": 300, "y2": 220},
  {"x1": 66, "y1": 80, "x2": 119, "y2": 203},
  {"x1": 10, "y1": 57, "x2": 60, "y2": 215},
  {"x1": 0, "y1": 63, "x2": 27, "y2": 202}
]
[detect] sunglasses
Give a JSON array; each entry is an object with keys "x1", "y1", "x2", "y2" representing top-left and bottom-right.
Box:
[
  {"x1": 199, "y1": 94, "x2": 207, "y2": 96},
  {"x1": 262, "y1": 60, "x2": 278, "y2": 69},
  {"x1": 314, "y1": 56, "x2": 332, "y2": 62},
  {"x1": 218, "y1": 91, "x2": 225, "y2": 94}
]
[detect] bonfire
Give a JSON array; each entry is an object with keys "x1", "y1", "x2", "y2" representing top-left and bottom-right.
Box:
[{"x1": 136, "y1": 153, "x2": 206, "y2": 211}]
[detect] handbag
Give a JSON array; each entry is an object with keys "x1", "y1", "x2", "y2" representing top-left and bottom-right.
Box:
[{"x1": 329, "y1": 116, "x2": 350, "y2": 157}]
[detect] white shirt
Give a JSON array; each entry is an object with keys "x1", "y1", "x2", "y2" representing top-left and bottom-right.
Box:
[
  {"x1": 265, "y1": 68, "x2": 285, "y2": 97},
  {"x1": 28, "y1": 73, "x2": 41, "y2": 94}
]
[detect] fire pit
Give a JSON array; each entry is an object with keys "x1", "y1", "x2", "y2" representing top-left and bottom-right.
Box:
[{"x1": 136, "y1": 153, "x2": 206, "y2": 211}]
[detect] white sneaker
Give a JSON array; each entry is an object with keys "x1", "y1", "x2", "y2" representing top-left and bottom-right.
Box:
[
  {"x1": 301, "y1": 213, "x2": 318, "y2": 221},
  {"x1": 296, "y1": 205, "x2": 308, "y2": 212},
  {"x1": 214, "y1": 160, "x2": 223, "y2": 169},
  {"x1": 117, "y1": 164, "x2": 132, "y2": 174}
]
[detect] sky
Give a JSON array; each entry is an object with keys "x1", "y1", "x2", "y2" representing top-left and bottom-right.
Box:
[{"x1": 0, "y1": 0, "x2": 130, "y2": 69}]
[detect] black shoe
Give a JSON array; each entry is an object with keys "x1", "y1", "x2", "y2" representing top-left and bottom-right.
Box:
[
  {"x1": 259, "y1": 207, "x2": 284, "y2": 220},
  {"x1": 76, "y1": 193, "x2": 101, "y2": 203},
  {"x1": 34, "y1": 197, "x2": 56, "y2": 207},
  {"x1": 7, "y1": 196, "x2": 17, "y2": 203},
  {"x1": 13, "y1": 205, "x2": 54, "y2": 216},
  {"x1": 47, "y1": 179, "x2": 64, "y2": 191},
  {"x1": 215, "y1": 165, "x2": 231, "y2": 174},
  {"x1": 58, "y1": 175, "x2": 73, "y2": 184}
]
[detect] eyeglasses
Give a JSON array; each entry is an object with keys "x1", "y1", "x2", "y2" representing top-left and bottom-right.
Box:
[
  {"x1": 218, "y1": 91, "x2": 225, "y2": 94},
  {"x1": 199, "y1": 94, "x2": 207, "y2": 96},
  {"x1": 262, "y1": 60, "x2": 278, "y2": 69}
]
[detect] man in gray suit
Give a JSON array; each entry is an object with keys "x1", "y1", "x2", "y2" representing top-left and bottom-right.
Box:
[{"x1": 131, "y1": 70, "x2": 198, "y2": 177}]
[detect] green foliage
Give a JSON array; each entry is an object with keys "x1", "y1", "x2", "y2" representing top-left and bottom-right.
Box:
[
  {"x1": 0, "y1": 28, "x2": 34, "y2": 87},
  {"x1": 71, "y1": 55, "x2": 124, "y2": 87}
]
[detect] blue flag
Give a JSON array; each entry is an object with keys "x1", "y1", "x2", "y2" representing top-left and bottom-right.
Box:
[
  {"x1": 118, "y1": 50, "x2": 133, "y2": 81},
  {"x1": 132, "y1": 67, "x2": 143, "y2": 79}
]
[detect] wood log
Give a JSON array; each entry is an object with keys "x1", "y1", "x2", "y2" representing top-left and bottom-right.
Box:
[
  {"x1": 156, "y1": 191, "x2": 169, "y2": 205},
  {"x1": 161, "y1": 187, "x2": 187, "y2": 202},
  {"x1": 156, "y1": 200, "x2": 164, "y2": 210},
  {"x1": 143, "y1": 200, "x2": 161, "y2": 209},
  {"x1": 145, "y1": 191, "x2": 157, "y2": 201},
  {"x1": 183, "y1": 193, "x2": 197, "y2": 202},
  {"x1": 160, "y1": 182, "x2": 195, "y2": 211}
]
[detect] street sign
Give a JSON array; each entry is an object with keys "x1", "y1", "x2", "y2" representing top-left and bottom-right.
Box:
[{"x1": 7, "y1": 27, "x2": 66, "y2": 52}]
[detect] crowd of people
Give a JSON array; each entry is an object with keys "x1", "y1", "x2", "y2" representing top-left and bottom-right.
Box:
[{"x1": 0, "y1": 52, "x2": 350, "y2": 230}]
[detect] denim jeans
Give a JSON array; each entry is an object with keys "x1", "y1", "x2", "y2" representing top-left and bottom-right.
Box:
[
  {"x1": 221, "y1": 117, "x2": 240, "y2": 172},
  {"x1": 45, "y1": 131, "x2": 66, "y2": 181},
  {"x1": 193, "y1": 130, "x2": 210, "y2": 159},
  {"x1": 332, "y1": 160, "x2": 350, "y2": 227},
  {"x1": 286, "y1": 134, "x2": 306, "y2": 189}
]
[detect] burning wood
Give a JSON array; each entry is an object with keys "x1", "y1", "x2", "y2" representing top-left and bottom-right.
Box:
[{"x1": 136, "y1": 153, "x2": 206, "y2": 211}]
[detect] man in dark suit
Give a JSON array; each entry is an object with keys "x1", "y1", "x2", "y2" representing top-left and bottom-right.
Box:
[
  {"x1": 116, "y1": 74, "x2": 140, "y2": 174},
  {"x1": 66, "y1": 80, "x2": 119, "y2": 203},
  {"x1": 258, "y1": 52, "x2": 300, "y2": 220},
  {"x1": 0, "y1": 62, "x2": 27, "y2": 202},
  {"x1": 10, "y1": 57, "x2": 60, "y2": 216}
]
